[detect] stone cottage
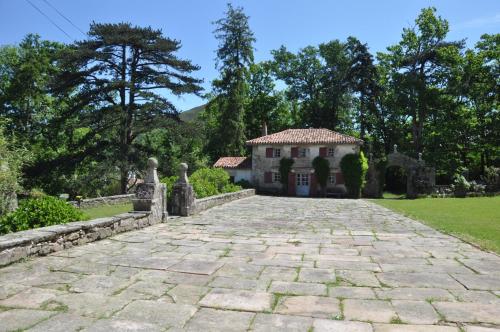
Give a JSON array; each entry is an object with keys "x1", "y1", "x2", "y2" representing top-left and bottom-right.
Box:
[
  {"x1": 215, "y1": 128, "x2": 363, "y2": 197},
  {"x1": 213, "y1": 156, "x2": 252, "y2": 183}
]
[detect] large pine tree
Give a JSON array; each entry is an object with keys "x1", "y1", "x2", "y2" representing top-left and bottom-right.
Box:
[
  {"x1": 52, "y1": 23, "x2": 202, "y2": 193},
  {"x1": 211, "y1": 4, "x2": 255, "y2": 157}
]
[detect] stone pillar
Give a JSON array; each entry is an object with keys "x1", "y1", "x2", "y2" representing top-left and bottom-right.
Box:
[
  {"x1": 171, "y1": 163, "x2": 195, "y2": 216},
  {"x1": 132, "y1": 157, "x2": 167, "y2": 221},
  {"x1": 363, "y1": 159, "x2": 382, "y2": 198}
]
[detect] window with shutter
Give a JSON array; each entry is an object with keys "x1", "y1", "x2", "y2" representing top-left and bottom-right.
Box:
[
  {"x1": 265, "y1": 147, "x2": 273, "y2": 158},
  {"x1": 291, "y1": 147, "x2": 298, "y2": 158}
]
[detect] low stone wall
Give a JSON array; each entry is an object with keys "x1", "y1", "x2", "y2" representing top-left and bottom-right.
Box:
[
  {"x1": 192, "y1": 189, "x2": 255, "y2": 214},
  {"x1": 0, "y1": 211, "x2": 162, "y2": 267},
  {"x1": 69, "y1": 194, "x2": 135, "y2": 209}
]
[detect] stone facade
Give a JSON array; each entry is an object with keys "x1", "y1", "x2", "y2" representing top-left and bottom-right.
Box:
[{"x1": 252, "y1": 144, "x2": 359, "y2": 196}]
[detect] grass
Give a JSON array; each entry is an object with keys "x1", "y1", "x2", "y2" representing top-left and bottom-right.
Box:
[
  {"x1": 370, "y1": 196, "x2": 500, "y2": 254},
  {"x1": 80, "y1": 202, "x2": 133, "y2": 219}
]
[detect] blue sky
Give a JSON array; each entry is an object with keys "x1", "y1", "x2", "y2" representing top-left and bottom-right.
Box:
[{"x1": 1, "y1": 0, "x2": 499, "y2": 111}]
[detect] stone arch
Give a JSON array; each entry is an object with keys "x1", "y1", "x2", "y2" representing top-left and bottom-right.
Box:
[{"x1": 386, "y1": 145, "x2": 435, "y2": 198}]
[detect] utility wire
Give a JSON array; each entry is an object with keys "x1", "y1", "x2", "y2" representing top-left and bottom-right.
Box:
[
  {"x1": 42, "y1": 0, "x2": 86, "y2": 36},
  {"x1": 25, "y1": 0, "x2": 73, "y2": 41}
]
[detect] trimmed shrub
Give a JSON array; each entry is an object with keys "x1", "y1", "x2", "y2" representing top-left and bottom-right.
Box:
[
  {"x1": 340, "y1": 152, "x2": 369, "y2": 198},
  {"x1": 312, "y1": 156, "x2": 330, "y2": 197},
  {"x1": 189, "y1": 168, "x2": 241, "y2": 199},
  {"x1": 0, "y1": 196, "x2": 85, "y2": 235}
]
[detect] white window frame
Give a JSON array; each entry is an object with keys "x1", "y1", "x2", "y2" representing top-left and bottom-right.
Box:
[
  {"x1": 327, "y1": 147, "x2": 335, "y2": 157},
  {"x1": 273, "y1": 148, "x2": 281, "y2": 158},
  {"x1": 298, "y1": 147, "x2": 309, "y2": 158},
  {"x1": 328, "y1": 174, "x2": 336, "y2": 184},
  {"x1": 297, "y1": 173, "x2": 309, "y2": 185},
  {"x1": 273, "y1": 172, "x2": 281, "y2": 183}
]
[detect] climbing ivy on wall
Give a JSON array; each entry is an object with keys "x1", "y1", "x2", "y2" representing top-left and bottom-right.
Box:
[
  {"x1": 312, "y1": 156, "x2": 330, "y2": 196},
  {"x1": 340, "y1": 152, "x2": 368, "y2": 198}
]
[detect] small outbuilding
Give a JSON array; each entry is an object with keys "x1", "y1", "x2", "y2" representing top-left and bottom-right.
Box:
[{"x1": 213, "y1": 156, "x2": 252, "y2": 183}]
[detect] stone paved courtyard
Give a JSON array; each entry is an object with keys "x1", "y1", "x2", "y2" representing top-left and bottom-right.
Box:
[{"x1": 1, "y1": 196, "x2": 499, "y2": 331}]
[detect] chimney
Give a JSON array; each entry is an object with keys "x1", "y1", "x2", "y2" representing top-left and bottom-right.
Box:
[{"x1": 261, "y1": 122, "x2": 268, "y2": 136}]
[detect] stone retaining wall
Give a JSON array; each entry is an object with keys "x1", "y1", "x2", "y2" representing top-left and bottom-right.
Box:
[
  {"x1": 192, "y1": 189, "x2": 255, "y2": 214},
  {"x1": 0, "y1": 211, "x2": 161, "y2": 267},
  {"x1": 69, "y1": 194, "x2": 135, "y2": 209}
]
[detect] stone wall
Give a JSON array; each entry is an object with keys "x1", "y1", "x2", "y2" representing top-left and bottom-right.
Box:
[
  {"x1": 191, "y1": 189, "x2": 255, "y2": 215},
  {"x1": 0, "y1": 211, "x2": 161, "y2": 267},
  {"x1": 69, "y1": 194, "x2": 135, "y2": 209},
  {"x1": 0, "y1": 157, "x2": 167, "y2": 267}
]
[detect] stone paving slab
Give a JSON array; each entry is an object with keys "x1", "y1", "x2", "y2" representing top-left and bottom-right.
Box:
[{"x1": 0, "y1": 196, "x2": 499, "y2": 331}]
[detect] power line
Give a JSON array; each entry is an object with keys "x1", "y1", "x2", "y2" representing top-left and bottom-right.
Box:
[
  {"x1": 42, "y1": 0, "x2": 86, "y2": 36},
  {"x1": 25, "y1": 0, "x2": 73, "y2": 41}
]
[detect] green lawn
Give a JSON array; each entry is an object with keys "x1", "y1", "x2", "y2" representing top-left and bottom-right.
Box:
[
  {"x1": 371, "y1": 196, "x2": 500, "y2": 254},
  {"x1": 80, "y1": 203, "x2": 133, "y2": 220}
]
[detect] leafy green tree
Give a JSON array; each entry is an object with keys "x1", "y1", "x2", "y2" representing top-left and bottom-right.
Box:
[
  {"x1": 345, "y1": 37, "x2": 380, "y2": 142},
  {"x1": 211, "y1": 4, "x2": 255, "y2": 156},
  {"x1": 271, "y1": 45, "x2": 323, "y2": 127},
  {"x1": 52, "y1": 23, "x2": 202, "y2": 193},
  {"x1": 245, "y1": 62, "x2": 293, "y2": 138},
  {"x1": 0, "y1": 34, "x2": 65, "y2": 141},
  {"x1": 378, "y1": 7, "x2": 464, "y2": 154}
]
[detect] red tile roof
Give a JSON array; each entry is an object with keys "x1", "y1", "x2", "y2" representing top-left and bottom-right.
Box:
[
  {"x1": 213, "y1": 157, "x2": 252, "y2": 169},
  {"x1": 246, "y1": 128, "x2": 363, "y2": 145}
]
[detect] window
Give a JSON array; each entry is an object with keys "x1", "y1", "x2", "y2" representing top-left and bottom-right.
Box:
[
  {"x1": 328, "y1": 174, "x2": 336, "y2": 184},
  {"x1": 298, "y1": 148, "x2": 309, "y2": 158},
  {"x1": 297, "y1": 173, "x2": 309, "y2": 185},
  {"x1": 273, "y1": 172, "x2": 281, "y2": 182},
  {"x1": 327, "y1": 147, "x2": 335, "y2": 157},
  {"x1": 273, "y1": 148, "x2": 281, "y2": 158}
]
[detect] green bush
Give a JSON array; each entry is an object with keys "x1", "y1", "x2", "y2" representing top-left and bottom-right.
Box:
[
  {"x1": 160, "y1": 175, "x2": 179, "y2": 200},
  {"x1": 312, "y1": 156, "x2": 330, "y2": 196},
  {"x1": 189, "y1": 168, "x2": 241, "y2": 198},
  {"x1": 0, "y1": 196, "x2": 85, "y2": 235},
  {"x1": 340, "y1": 152, "x2": 369, "y2": 198}
]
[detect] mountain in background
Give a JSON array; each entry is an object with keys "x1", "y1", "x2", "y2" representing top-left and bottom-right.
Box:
[{"x1": 179, "y1": 104, "x2": 206, "y2": 122}]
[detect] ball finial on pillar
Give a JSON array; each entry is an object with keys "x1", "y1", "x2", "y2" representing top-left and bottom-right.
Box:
[{"x1": 145, "y1": 157, "x2": 159, "y2": 184}]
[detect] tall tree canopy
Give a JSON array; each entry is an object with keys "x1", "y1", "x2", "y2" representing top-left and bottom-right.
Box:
[
  {"x1": 51, "y1": 23, "x2": 202, "y2": 192},
  {"x1": 377, "y1": 7, "x2": 464, "y2": 154},
  {"x1": 208, "y1": 4, "x2": 255, "y2": 158}
]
